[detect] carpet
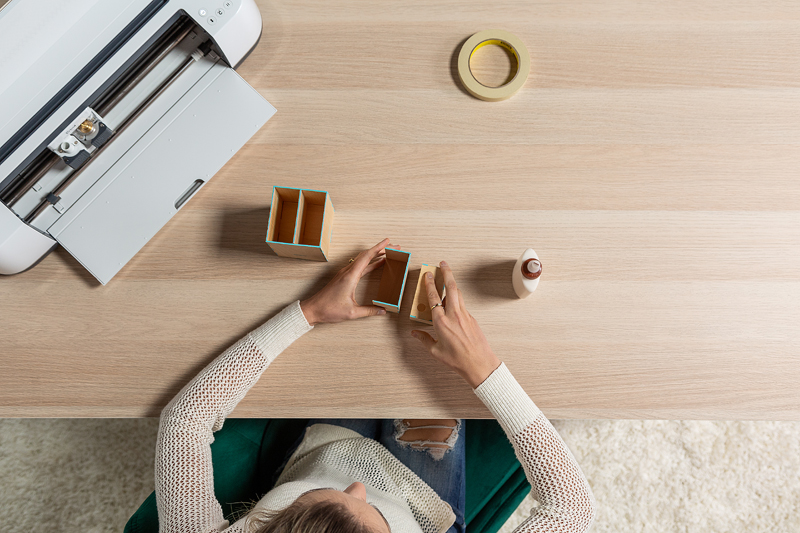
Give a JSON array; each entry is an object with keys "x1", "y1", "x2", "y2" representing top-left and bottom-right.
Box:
[{"x1": 498, "y1": 420, "x2": 800, "y2": 533}]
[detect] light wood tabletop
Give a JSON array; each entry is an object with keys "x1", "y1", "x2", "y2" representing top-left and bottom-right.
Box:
[{"x1": 2, "y1": 0, "x2": 800, "y2": 420}]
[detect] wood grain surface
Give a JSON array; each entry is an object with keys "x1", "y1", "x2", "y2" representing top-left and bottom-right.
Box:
[{"x1": 2, "y1": 0, "x2": 800, "y2": 419}]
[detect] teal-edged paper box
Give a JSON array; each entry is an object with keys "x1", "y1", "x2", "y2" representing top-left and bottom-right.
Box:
[
  {"x1": 266, "y1": 186, "x2": 334, "y2": 261},
  {"x1": 372, "y1": 248, "x2": 410, "y2": 313}
]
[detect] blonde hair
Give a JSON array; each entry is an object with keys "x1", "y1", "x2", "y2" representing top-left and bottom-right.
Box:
[{"x1": 244, "y1": 498, "x2": 377, "y2": 533}]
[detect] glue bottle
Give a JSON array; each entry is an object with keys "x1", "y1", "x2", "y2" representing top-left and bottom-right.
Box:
[{"x1": 512, "y1": 248, "x2": 542, "y2": 299}]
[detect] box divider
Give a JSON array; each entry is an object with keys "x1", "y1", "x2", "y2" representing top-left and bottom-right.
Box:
[{"x1": 294, "y1": 190, "x2": 305, "y2": 244}]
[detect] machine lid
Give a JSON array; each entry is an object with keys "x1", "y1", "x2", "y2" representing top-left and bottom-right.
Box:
[{"x1": 49, "y1": 65, "x2": 275, "y2": 284}]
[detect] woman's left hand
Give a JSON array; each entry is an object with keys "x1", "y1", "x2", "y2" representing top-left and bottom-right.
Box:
[{"x1": 300, "y1": 238, "x2": 393, "y2": 326}]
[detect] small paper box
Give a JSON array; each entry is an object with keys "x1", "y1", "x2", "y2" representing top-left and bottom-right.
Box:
[
  {"x1": 410, "y1": 263, "x2": 445, "y2": 325},
  {"x1": 372, "y1": 248, "x2": 411, "y2": 313},
  {"x1": 266, "y1": 187, "x2": 334, "y2": 261}
]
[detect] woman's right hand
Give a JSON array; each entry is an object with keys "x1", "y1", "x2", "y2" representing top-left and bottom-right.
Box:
[{"x1": 411, "y1": 261, "x2": 501, "y2": 389}]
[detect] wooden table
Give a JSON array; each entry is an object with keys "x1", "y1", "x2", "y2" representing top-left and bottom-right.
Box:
[{"x1": 3, "y1": 0, "x2": 800, "y2": 420}]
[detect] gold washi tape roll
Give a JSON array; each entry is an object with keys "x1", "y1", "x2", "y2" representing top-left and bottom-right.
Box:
[{"x1": 457, "y1": 29, "x2": 530, "y2": 102}]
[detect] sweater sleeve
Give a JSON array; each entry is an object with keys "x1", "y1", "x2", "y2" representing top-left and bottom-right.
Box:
[
  {"x1": 474, "y1": 363, "x2": 597, "y2": 533},
  {"x1": 154, "y1": 301, "x2": 313, "y2": 533}
]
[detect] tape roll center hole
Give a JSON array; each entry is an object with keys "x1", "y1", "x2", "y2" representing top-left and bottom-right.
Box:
[{"x1": 469, "y1": 44, "x2": 518, "y2": 88}]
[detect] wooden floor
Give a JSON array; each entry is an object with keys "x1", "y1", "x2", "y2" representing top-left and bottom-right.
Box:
[{"x1": 2, "y1": 0, "x2": 800, "y2": 419}]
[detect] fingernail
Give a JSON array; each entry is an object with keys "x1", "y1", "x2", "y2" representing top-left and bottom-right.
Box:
[
  {"x1": 410, "y1": 331, "x2": 418, "y2": 338},
  {"x1": 426, "y1": 272, "x2": 433, "y2": 279},
  {"x1": 378, "y1": 309, "x2": 386, "y2": 315},
  {"x1": 441, "y1": 261, "x2": 448, "y2": 267}
]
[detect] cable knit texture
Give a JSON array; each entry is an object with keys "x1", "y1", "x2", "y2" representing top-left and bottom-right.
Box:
[
  {"x1": 155, "y1": 303, "x2": 596, "y2": 533},
  {"x1": 476, "y1": 363, "x2": 597, "y2": 532}
]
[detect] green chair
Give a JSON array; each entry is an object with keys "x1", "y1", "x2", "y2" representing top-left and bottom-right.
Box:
[
  {"x1": 464, "y1": 420, "x2": 531, "y2": 532},
  {"x1": 124, "y1": 419, "x2": 529, "y2": 533}
]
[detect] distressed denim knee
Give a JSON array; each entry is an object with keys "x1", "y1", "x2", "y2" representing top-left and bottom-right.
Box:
[{"x1": 393, "y1": 419, "x2": 462, "y2": 460}]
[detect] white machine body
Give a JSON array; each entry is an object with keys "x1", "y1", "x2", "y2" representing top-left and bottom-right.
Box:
[{"x1": 0, "y1": 0, "x2": 274, "y2": 284}]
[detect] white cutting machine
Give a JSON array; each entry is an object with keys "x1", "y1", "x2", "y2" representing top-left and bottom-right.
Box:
[{"x1": 0, "y1": 0, "x2": 275, "y2": 284}]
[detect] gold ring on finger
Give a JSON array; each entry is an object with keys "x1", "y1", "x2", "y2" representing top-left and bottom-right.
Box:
[{"x1": 430, "y1": 302, "x2": 443, "y2": 311}]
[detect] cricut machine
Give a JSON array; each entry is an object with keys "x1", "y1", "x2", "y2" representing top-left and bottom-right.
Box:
[{"x1": 0, "y1": 0, "x2": 275, "y2": 284}]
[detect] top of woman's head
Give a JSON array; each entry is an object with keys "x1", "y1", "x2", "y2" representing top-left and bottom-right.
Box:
[{"x1": 245, "y1": 497, "x2": 382, "y2": 533}]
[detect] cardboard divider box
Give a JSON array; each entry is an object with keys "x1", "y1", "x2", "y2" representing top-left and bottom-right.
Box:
[
  {"x1": 372, "y1": 248, "x2": 411, "y2": 313},
  {"x1": 266, "y1": 187, "x2": 334, "y2": 261},
  {"x1": 410, "y1": 263, "x2": 445, "y2": 324}
]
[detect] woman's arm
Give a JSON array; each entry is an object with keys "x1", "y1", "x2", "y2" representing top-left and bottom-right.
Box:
[
  {"x1": 412, "y1": 262, "x2": 597, "y2": 533},
  {"x1": 155, "y1": 302, "x2": 313, "y2": 533},
  {"x1": 155, "y1": 239, "x2": 392, "y2": 533},
  {"x1": 474, "y1": 364, "x2": 596, "y2": 533}
]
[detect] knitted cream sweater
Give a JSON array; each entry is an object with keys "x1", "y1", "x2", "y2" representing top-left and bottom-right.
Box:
[{"x1": 155, "y1": 301, "x2": 596, "y2": 533}]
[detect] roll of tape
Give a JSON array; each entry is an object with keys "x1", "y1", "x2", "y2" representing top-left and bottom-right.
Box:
[{"x1": 457, "y1": 29, "x2": 530, "y2": 102}]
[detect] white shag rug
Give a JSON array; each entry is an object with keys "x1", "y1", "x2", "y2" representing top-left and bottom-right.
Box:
[
  {"x1": 0, "y1": 419, "x2": 798, "y2": 533},
  {"x1": 498, "y1": 420, "x2": 800, "y2": 533},
  {"x1": 0, "y1": 419, "x2": 159, "y2": 533}
]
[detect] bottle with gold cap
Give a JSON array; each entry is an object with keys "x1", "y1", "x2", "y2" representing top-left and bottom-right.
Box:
[{"x1": 512, "y1": 248, "x2": 542, "y2": 299}]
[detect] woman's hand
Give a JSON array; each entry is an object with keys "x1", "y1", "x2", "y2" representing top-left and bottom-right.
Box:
[
  {"x1": 300, "y1": 238, "x2": 392, "y2": 326},
  {"x1": 411, "y1": 261, "x2": 502, "y2": 389}
]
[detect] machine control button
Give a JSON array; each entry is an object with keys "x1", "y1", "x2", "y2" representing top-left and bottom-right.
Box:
[
  {"x1": 207, "y1": 16, "x2": 216, "y2": 24},
  {"x1": 215, "y1": 8, "x2": 224, "y2": 16},
  {"x1": 198, "y1": 8, "x2": 207, "y2": 16},
  {"x1": 223, "y1": 1, "x2": 233, "y2": 9}
]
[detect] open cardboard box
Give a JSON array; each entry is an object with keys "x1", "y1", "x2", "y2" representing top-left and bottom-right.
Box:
[
  {"x1": 266, "y1": 187, "x2": 334, "y2": 261},
  {"x1": 372, "y1": 248, "x2": 411, "y2": 313}
]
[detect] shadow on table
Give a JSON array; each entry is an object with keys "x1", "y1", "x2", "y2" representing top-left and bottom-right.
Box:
[
  {"x1": 218, "y1": 206, "x2": 276, "y2": 256},
  {"x1": 51, "y1": 246, "x2": 104, "y2": 288},
  {"x1": 463, "y1": 259, "x2": 518, "y2": 302},
  {"x1": 450, "y1": 35, "x2": 474, "y2": 98}
]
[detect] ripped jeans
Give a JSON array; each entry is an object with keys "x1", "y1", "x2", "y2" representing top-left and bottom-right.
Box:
[{"x1": 278, "y1": 419, "x2": 465, "y2": 533}]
